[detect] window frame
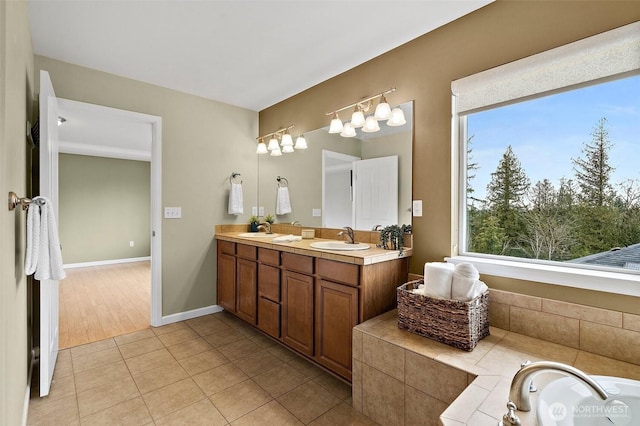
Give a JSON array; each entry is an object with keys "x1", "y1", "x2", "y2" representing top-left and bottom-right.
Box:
[{"x1": 449, "y1": 22, "x2": 640, "y2": 298}]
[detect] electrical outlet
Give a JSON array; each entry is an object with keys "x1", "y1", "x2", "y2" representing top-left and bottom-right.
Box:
[
  {"x1": 312, "y1": 208, "x2": 321, "y2": 217},
  {"x1": 258, "y1": 206, "x2": 265, "y2": 216},
  {"x1": 252, "y1": 206, "x2": 258, "y2": 216},
  {"x1": 129, "y1": 241, "x2": 134, "y2": 247},
  {"x1": 164, "y1": 207, "x2": 182, "y2": 219}
]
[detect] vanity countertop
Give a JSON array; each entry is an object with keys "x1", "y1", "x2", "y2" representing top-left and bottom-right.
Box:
[
  {"x1": 354, "y1": 309, "x2": 640, "y2": 425},
  {"x1": 215, "y1": 232, "x2": 412, "y2": 266}
]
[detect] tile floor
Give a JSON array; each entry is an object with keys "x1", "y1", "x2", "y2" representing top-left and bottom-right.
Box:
[{"x1": 28, "y1": 311, "x2": 378, "y2": 425}]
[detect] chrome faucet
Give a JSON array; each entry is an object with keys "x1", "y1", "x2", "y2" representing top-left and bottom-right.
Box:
[
  {"x1": 372, "y1": 224, "x2": 382, "y2": 231},
  {"x1": 499, "y1": 360, "x2": 609, "y2": 426},
  {"x1": 338, "y1": 226, "x2": 355, "y2": 244},
  {"x1": 291, "y1": 221, "x2": 300, "y2": 225},
  {"x1": 257, "y1": 222, "x2": 272, "y2": 234}
]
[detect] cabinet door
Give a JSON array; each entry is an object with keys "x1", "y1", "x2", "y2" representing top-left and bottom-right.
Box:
[
  {"x1": 236, "y1": 258, "x2": 257, "y2": 324},
  {"x1": 315, "y1": 279, "x2": 358, "y2": 380},
  {"x1": 258, "y1": 297, "x2": 280, "y2": 338},
  {"x1": 217, "y1": 252, "x2": 236, "y2": 313},
  {"x1": 281, "y1": 270, "x2": 314, "y2": 356}
]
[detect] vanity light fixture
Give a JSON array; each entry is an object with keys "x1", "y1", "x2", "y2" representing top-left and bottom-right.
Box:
[
  {"x1": 257, "y1": 124, "x2": 307, "y2": 155},
  {"x1": 325, "y1": 87, "x2": 403, "y2": 137}
]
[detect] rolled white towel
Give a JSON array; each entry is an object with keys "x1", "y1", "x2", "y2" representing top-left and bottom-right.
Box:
[
  {"x1": 471, "y1": 280, "x2": 489, "y2": 300},
  {"x1": 272, "y1": 234, "x2": 302, "y2": 243},
  {"x1": 423, "y1": 262, "x2": 454, "y2": 299},
  {"x1": 451, "y1": 262, "x2": 480, "y2": 301}
]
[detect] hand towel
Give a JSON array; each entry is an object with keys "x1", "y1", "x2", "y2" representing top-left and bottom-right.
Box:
[
  {"x1": 276, "y1": 186, "x2": 292, "y2": 215},
  {"x1": 423, "y1": 262, "x2": 454, "y2": 299},
  {"x1": 25, "y1": 197, "x2": 66, "y2": 280},
  {"x1": 228, "y1": 182, "x2": 243, "y2": 215},
  {"x1": 272, "y1": 234, "x2": 302, "y2": 243},
  {"x1": 451, "y1": 262, "x2": 480, "y2": 301}
]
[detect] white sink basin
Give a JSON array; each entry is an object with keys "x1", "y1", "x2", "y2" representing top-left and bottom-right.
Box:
[
  {"x1": 309, "y1": 241, "x2": 371, "y2": 251},
  {"x1": 537, "y1": 375, "x2": 640, "y2": 425},
  {"x1": 237, "y1": 232, "x2": 279, "y2": 238}
]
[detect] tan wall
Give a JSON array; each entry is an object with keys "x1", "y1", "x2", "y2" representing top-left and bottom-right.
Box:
[
  {"x1": 259, "y1": 2, "x2": 640, "y2": 313},
  {"x1": 0, "y1": 1, "x2": 35, "y2": 423},
  {"x1": 59, "y1": 154, "x2": 151, "y2": 263},
  {"x1": 35, "y1": 55, "x2": 259, "y2": 316}
]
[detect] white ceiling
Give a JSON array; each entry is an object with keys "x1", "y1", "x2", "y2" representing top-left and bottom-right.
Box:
[{"x1": 28, "y1": 0, "x2": 493, "y2": 112}]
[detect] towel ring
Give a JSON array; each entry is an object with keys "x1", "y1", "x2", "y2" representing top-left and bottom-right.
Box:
[
  {"x1": 276, "y1": 176, "x2": 288, "y2": 187},
  {"x1": 230, "y1": 172, "x2": 242, "y2": 184},
  {"x1": 8, "y1": 191, "x2": 45, "y2": 211}
]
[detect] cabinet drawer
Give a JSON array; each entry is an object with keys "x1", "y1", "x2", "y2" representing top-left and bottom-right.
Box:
[
  {"x1": 258, "y1": 297, "x2": 280, "y2": 338},
  {"x1": 317, "y1": 259, "x2": 359, "y2": 286},
  {"x1": 258, "y1": 264, "x2": 280, "y2": 302},
  {"x1": 236, "y1": 244, "x2": 257, "y2": 260},
  {"x1": 258, "y1": 248, "x2": 280, "y2": 266},
  {"x1": 218, "y1": 240, "x2": 235, "y2": 255},
  {"x1": 281, "y1": 252, "x2": 313, "y2": 275}
]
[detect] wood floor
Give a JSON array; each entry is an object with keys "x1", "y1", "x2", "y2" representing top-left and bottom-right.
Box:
[{"x1": 59, "y1": 261, "x2": 150, "y2": 349}]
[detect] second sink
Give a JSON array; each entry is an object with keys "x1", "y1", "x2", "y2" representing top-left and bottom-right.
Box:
[{"x1": 309, "y1": 241, "x2": 371, "y2": 251}]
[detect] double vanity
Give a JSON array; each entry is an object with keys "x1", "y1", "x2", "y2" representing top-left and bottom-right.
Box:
[{"x1": 214, "y1": 225, "x2": 412, "y2": 381}]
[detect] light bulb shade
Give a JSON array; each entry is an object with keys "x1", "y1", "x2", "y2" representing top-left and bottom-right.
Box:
[
  {"x1": 329, "y1": 115, "x2": 344, "y2": 134},
  {"x1": 267, "y1": 137, "x2": 279, "y2": 150},
  {"x1": 256, "y1": 142, "x2": 268, "y2": 154},
  {"x1": 362, "y1": 115, "x2": 381, "y2": 133},
  {"x1": 282, "y1": 144, "x2": 294, "y2": 153},
  {"x1": 340, "y1": 122, "x2": 357, "y2": 137},
  {"x1": 294, "y1": 135, "x2": 308, "y2": 149},
  {"x1": 270, "y1": 147, "x2": 282, "y2": 156},
  {"x1": 387, "y1": 107, "x2": 406, "y2": 126},
  {"x1": 281, "y1": 132, "x2": 293, "y2": 146},
  {"x1": 351, "y1": 109, "x2": 365, "y2": 128},
  {"x1": 374, "y1": 96, "x2": 392, "y2": 120}
]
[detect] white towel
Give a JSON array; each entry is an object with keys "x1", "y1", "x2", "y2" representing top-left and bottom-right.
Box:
[
  {"x1": 276, "y1": 186, "x2": 292, "y2": 215},
  {"x1": 423, "y1": 262, "x2": 454, "y2": 299},
  {"x1": 228, "y1": 183, "x2": 244, "y2": 215},
  {"x1": 25, "y1": 197, "x2": 66, "y2": 281},
  {"x1": 451, "y1": 263, "x2": 480, "y2": 301},
  {"x1": 272, "y1": 234, "x2": 302, "y2": 243}
]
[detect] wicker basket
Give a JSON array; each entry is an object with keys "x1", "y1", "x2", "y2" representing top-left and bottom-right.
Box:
[{"x1": 397, "y1": 280, "x2": 490, "y2": 351}]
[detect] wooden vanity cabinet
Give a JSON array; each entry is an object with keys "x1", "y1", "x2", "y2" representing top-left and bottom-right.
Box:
[
  {"x1": 257, "y1": 248, "x2": 280, "y2": 338},
  {"x1": 216, "y1": 241, "x2": 236, "y2": 313}
]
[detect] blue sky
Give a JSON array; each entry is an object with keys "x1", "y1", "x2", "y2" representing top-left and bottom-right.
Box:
[{"x1": 467, "y1": 74, "x2": 640, "y2": 202}]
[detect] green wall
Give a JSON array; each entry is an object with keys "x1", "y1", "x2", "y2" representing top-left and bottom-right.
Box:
[{"x1": 59, "y1": 154, "x2": 151, "y2": 264}]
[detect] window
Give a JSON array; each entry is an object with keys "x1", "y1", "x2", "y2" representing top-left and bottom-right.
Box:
[{"x1": 451, "y1": 22, "x2": 640, "y2": 296}]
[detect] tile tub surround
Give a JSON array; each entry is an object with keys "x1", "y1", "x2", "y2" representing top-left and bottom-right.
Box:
[{"x1": 352, "y1": 309, "x2": 640, "y2": 425}]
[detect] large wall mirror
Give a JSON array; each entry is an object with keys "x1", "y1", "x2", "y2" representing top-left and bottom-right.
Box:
[{"x1": 257, "y1": 101, "x2": 413, "y2": 231}]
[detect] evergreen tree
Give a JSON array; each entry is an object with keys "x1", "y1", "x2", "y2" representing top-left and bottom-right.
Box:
[
  {"x1": 572, "y1": 118, "x2": 615, "y2": 207},
  {"x1": 466, "y1": 135, "x2": 482, "y2": 207}
]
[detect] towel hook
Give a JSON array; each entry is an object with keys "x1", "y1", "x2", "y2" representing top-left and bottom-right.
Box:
[
  {"x1": 230, "y1": 172, "x2": 242, "y2": 184},
  {"x1": 8, "y1": 191, "x2": 45, "y2": 211},
  {"x1": 276, "y1": 176, "x2": 288, "y2": 187}
]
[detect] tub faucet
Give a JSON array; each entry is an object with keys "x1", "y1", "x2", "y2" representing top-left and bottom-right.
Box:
[
  {"x1": 257, "y1": 222, "x2": 272, "y2": 234},
  {"x1": 338, "y1": 227, "x2": 355, "y2": 244}
]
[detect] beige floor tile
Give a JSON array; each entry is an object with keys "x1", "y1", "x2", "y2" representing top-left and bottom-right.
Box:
[
  {"x1": 125, "y1": 348, "x2": 175, "y2": 375},
  {"x1": 74, "y1": 360, "x2": 131, "y2": 394},
  {"x1": 249, "y1": 333, "x2": 278, "y2": 348},
  {"x1": 53, "y1": 351, "x2": 74, "y2": 379},
  {"x1": 308, "y1": 402, "x2": 378, "y2": 426},
  {"x1": 166, "y1": 337, "x2": 213, "y2": 360},
  {"x1": 232, "y1": 349, "x2": 284, "y2": 377},
  {"x1": 202, "y1": 327, "x2": 247, "y2": 348},
  {"x1": 288, "y1": 356, "x2": 325, "y2": 379},
  {"x1": 46, "y1": 373, "x2": 76, "y2": 401},
  {"x1": 155, "y1": 399, "x2": 229, "y2": 426},
  {"x1": 186, "y1": 316, "x2": 231, "y2": 337},
  {"x1": 76, "y1": 374, "x2": 140, "y2": 417},
  {"x1": 70, "y1": 338, "x2": 117, "y2": 359},
  {"x1": 253, "y1": 363, "x2": 310, "y2": 398},
  {"x1": 157, "y1": 327, "x2": 199, "y2": 346},
  {"x1": 114, "y1": 328, "x2": 155, "y2": 346},
  {"x1": 267, "y1": 344, "x2": 299, "y2": 362},
  {"x1": 231, "y1": 400, "x2": 303, "y2": 426},
  {"x1": 313, "y1": 371, "x2": 352, "y2": 401},
  {"x1": 278, "y1": 381, "x2": 342, "y2": 424},
  {"x1": 209, "y1": 380, "x2": 272, "y2": 422},
  {"x1": 72, "y1": 346, "x2": 123, "y2": 374},
  {"x1": 151, "y1": 321, "x2": 189, "y2": 336},
  {"x1": 217, "y1": 338, "x2": 262, "y2": 361},
  {"x1": 133, "y1": 359, "x2": 189, "y2": 394},
  {"x1": 79, "y1": 396, "x2": 152, "y2": 425},
  {"x1": 179, "y1": 349, "x2": 230, "y2": 376},
  {"x1": 118, "y1": 336, "x2": 165, "y2": 359},
  {"x1": 27, "y1": 394, "x2": 79, "y2": 426},
  {"x1": 192, "y1": 363, "x2": 249, "y2": 396},
  {"x1": 142, "y1": 378, "x2": 206, "y2": 420}
]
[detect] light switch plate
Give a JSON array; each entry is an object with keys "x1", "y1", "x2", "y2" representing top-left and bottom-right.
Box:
[
  {"x1": 252, "y1": 206, "x2": 258, "y2": 216},
  {"x1": 412, "y1": 200, "x2": 423, "y2": 217},
  {"x1": 312, "y1": 208, "x2": 321, "y2": 217},
  {"x1": 164, "y1": 207, "x2": 182, "y2": 219},
  {"x1": 258, "y1": 206, "x2": 265, "y2": 216}
]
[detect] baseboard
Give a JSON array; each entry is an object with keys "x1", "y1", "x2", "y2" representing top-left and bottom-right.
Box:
[
  {"x1": 63, "y1": 256, "x2": 151, "y2": 269},
  {"x1": 160, "y1": 305, "x2": 224, "y2": 326}
]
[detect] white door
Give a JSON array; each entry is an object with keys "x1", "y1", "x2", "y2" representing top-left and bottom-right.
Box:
[
  {"x1": 354, "y1": 155, "x2": 398, "y2": 230},
  {"x1": 38, "y1": 70, "x2": 60, "y2": 396}
]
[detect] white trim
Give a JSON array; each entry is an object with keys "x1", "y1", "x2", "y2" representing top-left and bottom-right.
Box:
[
  {"x1": 150, "y1": 117, "x2": 163, "y2": 327},
  {"x1": 446, "y1": 255, "x2": 640, "y2": 297},
  {"x1": 160, "y1": 305, "x2": 224, "y2": 326},
  {"x1": 58, "y1": 140, "x2": 151, "y2": 162},
  {"x1": 63, "y1": 256, "x2": 151, "y2": 269}
]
